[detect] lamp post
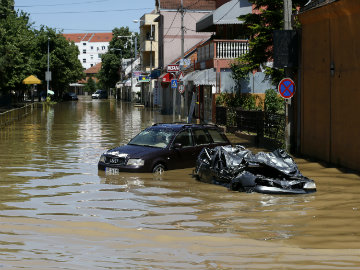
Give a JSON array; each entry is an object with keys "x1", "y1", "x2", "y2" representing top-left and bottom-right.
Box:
[
  {"x1": 118, "y1": 35, "x2": 137, "y2": 102},
  {"x1": 46, "y1": 37, "x2": 51, "y2": 96}
]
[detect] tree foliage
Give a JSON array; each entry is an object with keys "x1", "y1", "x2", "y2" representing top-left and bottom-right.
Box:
[
  {"x1": 84, "y1": 77, "x2": 97, "y2": 93},
  {"x1": 31, "y1": 27, "x2": 84, "y2": 98},
  {"x1": 231, "y1": 0, "x2": 308, "y2": 86},
  {"x1": 0, "y1": 7, "x2": 84, "y2": 102},
  {"x1": 97, "y1": 26, "x2": 139, "y2": 90},
  {"x1": 0, "y1": 11, "x2": 35, "y2": 96}
]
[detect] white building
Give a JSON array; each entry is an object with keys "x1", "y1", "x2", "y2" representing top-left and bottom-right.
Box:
[{"x1": 63, "y1": 33, "x2": 113, "y2": 70}]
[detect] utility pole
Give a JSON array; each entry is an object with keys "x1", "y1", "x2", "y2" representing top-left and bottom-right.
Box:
[
  {"x1": 150, "y1": 24, "x2": 153, "y2": 108},
  {"x1": 180, "y1": 0, "x2": 185, "y2": 120},
  {"x1": 284, "y1": 0, "x2": 293, "y2": 152},
  {"x1": 46, "y1": 37, "x2": 51, "y2": 96}
]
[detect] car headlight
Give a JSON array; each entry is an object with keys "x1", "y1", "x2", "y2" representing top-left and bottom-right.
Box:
[
  {"x1": 99, "y1": 155, "x2": 106, "y2": 163},
  {"x1": 304, "y1": 181, "x2": 316, "y2": 189},
  {"x1": 127, "y1": 158, "x2": 144, "y2": 166}
]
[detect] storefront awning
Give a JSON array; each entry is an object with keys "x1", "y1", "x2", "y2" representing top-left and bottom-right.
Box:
[
  {"x1": 196, "y1": 0, "x2": 252, "y2": 32},
  {"x1": 195, "y1": 69, "x2": 217, "y2": 86},
  {"x1": 184, "y1": 69, "x2": 217, "y2": 86},
  {"x1": 159, "y1": 72, "x2": 174, "y2": 83}
]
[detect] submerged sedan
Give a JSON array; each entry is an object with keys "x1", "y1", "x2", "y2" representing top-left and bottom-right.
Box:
[{"x1": 98, "y1": 123, "x2": 230, "y2": 174}]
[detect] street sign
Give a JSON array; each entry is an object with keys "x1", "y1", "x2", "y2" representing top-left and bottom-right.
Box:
[
  {"x1": 278, "y1": 78, "x2": 295, "y2": 99},
  {"x1": 133, "y1": 71, "x2": 142, "y2": 78},
  {"x1": 171, "y1": 79, "x2": 178, "y2": 89},
  {"x1": 179, "y1": 59, "x2": 191, "y2": 68},
  {"x1": 167, "y1": 64, "x2": 180, "y2": 73},
  {"x1": 178, "y1": 84, "x2": 185, "y2": 94},
  {"x1": 178, "y1": 72, "x2": 184, "y2": 81},
  {"x1": 45, "y1": 71, "x2": 52, "y2": 81},
  {"x1": 139, "y1": 75, "x2": 150, "y2": 82}
]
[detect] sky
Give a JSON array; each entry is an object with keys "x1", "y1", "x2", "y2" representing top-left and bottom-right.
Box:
[{"x1": 14, "y1": 0, "x2": 155, "y2": 34}]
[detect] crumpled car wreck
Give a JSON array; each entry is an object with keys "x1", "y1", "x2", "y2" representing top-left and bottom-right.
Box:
[{"x1": 194, "y1": 145, "x2": 316, "y2": 194}]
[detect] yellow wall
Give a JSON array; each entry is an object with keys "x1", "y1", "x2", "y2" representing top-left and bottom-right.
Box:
[{"x1": 299, "y1": 0, "x2": 360, "y2": 170}]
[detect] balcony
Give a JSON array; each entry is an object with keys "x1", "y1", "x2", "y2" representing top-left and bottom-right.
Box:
[{"x1": 197, "y1": 39, "x2": 249, "y2": 62}]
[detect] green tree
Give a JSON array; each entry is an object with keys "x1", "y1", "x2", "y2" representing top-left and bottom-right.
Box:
[
  {"x1": 0, "y1": 10, "x2": 35, "y2": 99},
  {"x1": 98, "y1": 27, "x2": 138, "y2": 90},
  {"x1": 231, "y1": 0, "x2": 307, "y2": 86},
  {"x1": 84, "y1": 77, "x2": 97, "y2": 93},
  {"x1": 32, "y1": 27, "x2": 84, "y2": 98},
  {"x1": 0, "y1": 0, "x2": 15, "y2": 19}
]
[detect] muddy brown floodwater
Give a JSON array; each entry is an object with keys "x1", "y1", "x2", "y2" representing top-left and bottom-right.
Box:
[{"x1": 0, "y1": 97, "x2": 360, "y2": 269}]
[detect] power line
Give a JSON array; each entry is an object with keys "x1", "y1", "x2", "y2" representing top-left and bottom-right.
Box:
[
  {"x1": 214, "y1": 0, "x2": 240, "y2": 24},
  {"x1": 163, "y1": 10, "x2": 179, "y2": 38},
  {"x1": 16, "y1": 0, "x2": 111, "y2": 8},
  {"x1": 29, "y1": 8, "x2": 153, "y2": 15},
  {"x1": 184, "y1": 0, "x2": 201, "y2": 9}
]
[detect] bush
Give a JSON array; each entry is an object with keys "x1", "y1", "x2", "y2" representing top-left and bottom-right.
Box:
[
  {"x1": 216, "y1": 93, "x2": 262, "y2": 111},
  {"x1": 264, "y1": 89, "x2": 284, "y2": 114}
]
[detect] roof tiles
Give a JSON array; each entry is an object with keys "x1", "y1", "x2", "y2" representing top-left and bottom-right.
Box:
[
  {"x1": 63, "y1": 32, "x2": 113, "y2": 43},
  {"x1": 159, "y1": 0, "x2": 217, "y2": 10}
]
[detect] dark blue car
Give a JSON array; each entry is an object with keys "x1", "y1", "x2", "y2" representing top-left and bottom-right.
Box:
[{"x1": 98, "y1": 123, "x2": 230, "y2": 174}]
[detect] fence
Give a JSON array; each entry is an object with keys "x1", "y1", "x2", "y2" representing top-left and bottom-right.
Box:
[
  {"x1": 216, "y1": 106, "x2": 285, "y2": 144},
  {"x1": 0, "y1": 103, "x2": 39, "y2": 128}
]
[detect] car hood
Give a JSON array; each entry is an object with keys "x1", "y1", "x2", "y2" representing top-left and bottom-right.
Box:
[{"x1": 104, "y1": 144, "x2": 165, "y2": 158}]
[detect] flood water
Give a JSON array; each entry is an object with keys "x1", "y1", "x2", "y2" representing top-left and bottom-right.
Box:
[{"x1": 1, "y1": 97, "x2": 360, "y2": 269}]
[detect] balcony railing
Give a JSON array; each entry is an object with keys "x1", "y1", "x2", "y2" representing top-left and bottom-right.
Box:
[{"x1": 197, "y1": 39, "x2": 249, "y2": 62}]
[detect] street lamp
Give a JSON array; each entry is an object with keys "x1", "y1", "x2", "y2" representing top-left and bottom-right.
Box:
[
  {"x1": 46, "y1": 37, "x2": 52, "y2": 96},
  {"x1": 117, "y1": 35, "x2": 137, "y2": 102}
]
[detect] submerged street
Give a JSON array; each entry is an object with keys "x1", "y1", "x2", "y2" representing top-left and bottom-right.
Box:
[{"x1": 1, "y1": 97, "x2": 360, "y2": 269}]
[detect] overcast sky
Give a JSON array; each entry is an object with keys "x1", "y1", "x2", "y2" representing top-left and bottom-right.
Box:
[{"x1": 14, "y1": 0, "x2": 154, "y2": 34}]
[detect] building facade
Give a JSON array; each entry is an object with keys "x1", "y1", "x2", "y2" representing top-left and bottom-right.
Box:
[{"x1": 63, "y1": 33, "x2": 113, "y2": 70}]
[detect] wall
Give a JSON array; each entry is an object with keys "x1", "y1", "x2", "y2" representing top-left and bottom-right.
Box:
[
  {"x1": 159, "y1": 10, "x2": 213, "y2": 69},
  {"x1": 299, "y1": 0, "x2": 360, "y2": 171}
]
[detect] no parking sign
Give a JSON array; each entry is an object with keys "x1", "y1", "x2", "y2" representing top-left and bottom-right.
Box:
[{"x1": 278, "y1": 78, "x2": 295, "y2": 99}]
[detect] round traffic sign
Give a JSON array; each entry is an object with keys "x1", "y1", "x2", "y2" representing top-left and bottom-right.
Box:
[
  {"x1": 278, "y1": 78, "x2": 295, "y2": 99},
  {"x1": 178, "y1": 84, "x2": 185, "y2": 94}
]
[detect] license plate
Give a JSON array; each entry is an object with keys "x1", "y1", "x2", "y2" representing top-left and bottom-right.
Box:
[
  {"x1": 109, "y1": 158, "x2": 119, "y2": 164},
  {"x1": 105, "y1": 167, "x2": 120, "y2": 175}
]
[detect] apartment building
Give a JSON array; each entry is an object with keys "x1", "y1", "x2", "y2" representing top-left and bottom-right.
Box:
[{"x1": 63, "y1": 32, "x2": 113, "y2": 70}]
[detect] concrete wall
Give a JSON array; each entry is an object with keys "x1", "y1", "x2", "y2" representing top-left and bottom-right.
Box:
[{"x1": 299, "y1": 0, "x2": 360, "y2": 171}]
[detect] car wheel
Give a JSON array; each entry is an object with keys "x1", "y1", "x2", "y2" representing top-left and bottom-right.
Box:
[{"x1": 152, "y1": 164, "x2": 165, "y2": 174}]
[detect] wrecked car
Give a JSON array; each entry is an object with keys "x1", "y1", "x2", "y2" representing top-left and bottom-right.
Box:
[{"x1": 194, "y1": 145, "x2": 316, "y2": 194}]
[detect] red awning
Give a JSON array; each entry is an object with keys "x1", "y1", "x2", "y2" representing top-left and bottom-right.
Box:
[{"x1": 160, "y1": 73, "x2": 173, "y2": 83}]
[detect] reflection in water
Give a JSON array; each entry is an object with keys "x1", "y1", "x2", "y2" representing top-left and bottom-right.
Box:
[{"x1": 0, "y1": 97, "x2": 360, "y2": 269}]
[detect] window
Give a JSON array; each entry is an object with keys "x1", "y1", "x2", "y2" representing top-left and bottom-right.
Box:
[
  {"x1": 173, "y1": 130, "x2": 193, "y2": 148},
  {"x1": 82, "y1": 59, "x2": 86, "y2": 63},
  {"x1": 102, "y1": 46, "x2": 105, "y2": 50},
  {"x1": 208, "y1": 129, "x2": 227, "y2": 143},
  {"x1": 90, "y1": 55, "x2": 93, "y2": 59},
  {"x1": 90, "y1": 64, "x2": 93, "y2": 67},
  {"x1": 193, "y1": 129, "x2": 211, "y2": 145},
  {"x1": 83, "y1": 49, "x2": 86, "y2": 54},
  {"x1": 91, "y1": 46, "x2": 93, "y2": 50},
  {"x1": 83, "y1": 43, "x2": 86, "y2": 46}
]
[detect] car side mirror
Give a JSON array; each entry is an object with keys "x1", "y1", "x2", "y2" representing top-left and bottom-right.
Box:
[{"x1": 173, "y1": 143, "x2": 182, "y2": 149}]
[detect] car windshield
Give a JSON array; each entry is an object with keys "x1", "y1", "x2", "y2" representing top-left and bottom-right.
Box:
[
  {"x1": 95, "y1": 90, "x2": 101, "y2": 94},
  {"x1": 128, "y1": 128, "x2": 175, "y2": 148}
]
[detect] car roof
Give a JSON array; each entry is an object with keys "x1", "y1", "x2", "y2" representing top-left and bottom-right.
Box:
[{"x1": 150, "y1": 123, "x2": 221, "y2": 131}]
